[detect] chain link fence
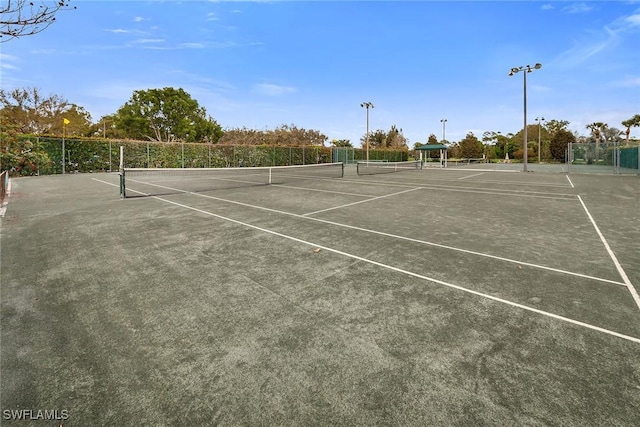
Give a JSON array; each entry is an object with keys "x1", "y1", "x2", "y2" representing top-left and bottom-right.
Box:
[
  {"x1": 7, "y1": 137, "x2": 410, "y2": 175},
  {"x1": 568, "y1": 141, "x2": 639, "y2": 175}
]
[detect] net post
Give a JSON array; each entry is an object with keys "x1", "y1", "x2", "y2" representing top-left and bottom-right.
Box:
[
  {"x1": 268, "y1": 167, "x2": 272, "y2": 184},
  {"x1": 119, "y1": 146, "x2": 125, "y2": 199}
]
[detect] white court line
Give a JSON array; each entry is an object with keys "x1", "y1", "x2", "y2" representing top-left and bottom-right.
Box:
[
  {"x1": 566, "y1": 175, "x2": 575, "y2": 188},
  {"x1": 274, "y1": 184, "x2": 374, "y2": 198},
  {"x1": 439, "y1": 168, "x2": 519, "y2": 173},
  {"x1": 148, "y1": 194, "x2": 640, "y2": 345},
  {"x1": 343, "y1": 178, "x2": 577, "y2": 200},
  {"x1": 97, "y1": 177, "x2": 625, "y2": 288},
  {"x1": 354, "y1": 175, "x2": 574, "y2": 189},
  {"x1": 578, "y1": 195, "x2": 640, "y2": 311},
  {"x1": 458, "y1": 172, "x2": 485, "y2": 180},
  {"x1": 302, "y1": 187, "x2": 422, "y2": 216}
]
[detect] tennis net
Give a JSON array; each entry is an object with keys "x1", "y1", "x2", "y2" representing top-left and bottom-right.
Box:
[
  {"x1": 356, "y1": 160, "x2": 423, "y2": 176},
  {"x1": 119, "y1": 163, "x2": 344, "y2": 198}
]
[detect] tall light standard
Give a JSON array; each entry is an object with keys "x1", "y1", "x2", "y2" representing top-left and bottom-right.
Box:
[
  {"x1": 509, "y1": 63, "x2": 542, "y2": 172},
  {"x1": 440, "y1": 118, "x2": 448, "y2": 167},
  {"x1": 360, "y1": 102, "x2": 374, "y2": 162},
  {"x1": 535, "y1": 116, "x2": 545, "y2": 163}
]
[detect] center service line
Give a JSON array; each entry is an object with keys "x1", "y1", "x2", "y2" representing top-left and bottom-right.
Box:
[
  {"x1": 458, "y1": 172, "x2": 485, "y2": 180},
  {"x1": 302, "y1": 187, "x2": 422, "y2": 216}
]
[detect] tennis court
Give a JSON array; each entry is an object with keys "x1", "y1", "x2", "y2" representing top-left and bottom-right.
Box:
[{"x1": 1, "y1": 163, "x2": 639, "y2": 426}]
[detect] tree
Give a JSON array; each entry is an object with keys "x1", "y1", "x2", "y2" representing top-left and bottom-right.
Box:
[
  {"x1": 331, "y1": 139, "x2": 352, "y2": 147},
  {"x1": 0, "y1": 122, "x2": 50, "y2": 175},
  {"x1": 386, "y1": 125, "x2": 408, "y2": 149},
  {"x1": 458, "y1": 132, "x2": 483, "y2": 158},
  {"x1": 549, "y1": 128, "x2": 576, "y2": 162},
  {"x1": 362, "y1": 129, "x2": 387, "y2": 149},
  {"x1": 267, "y1": 124, "x2": 327, "y2": 146},
  {"x1": 0, "y1": 87, "x2": 91, "y2": 136},
  {"x1": 545, "y1": 119, "x2": 570, "y2": 137},
  {"x1": 362, "y1": 126, "x2": 408, "y2": 149},
  {"x1": 586, "y1": 122, "x2": 606, "y2": 143},
  {"x1": 621, "y1": 114, "x2": 640, "y2": 146},
  {"x1": 1, "y1": 0, "x2": 76, "y2": 42},
  {"x1": 218, "y1": 127, "x2": 264, "y2": 145},
  {"x1": 219, "y1": 125, "x2": 327, "y2": 146},
  {"x1": 424, "y1": 133, "x2": 440, "y2": 159},
  {"x1": 586, "y1": 121, "x2": 607, "y2": 162},
  {"x1": 114, "y1": 87, "x2": 222, "y2": 143}
]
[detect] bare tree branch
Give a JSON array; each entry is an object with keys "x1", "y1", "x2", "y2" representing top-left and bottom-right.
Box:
[{"x1": 1, "y1": 0, "x2": 77, "y2": 42}]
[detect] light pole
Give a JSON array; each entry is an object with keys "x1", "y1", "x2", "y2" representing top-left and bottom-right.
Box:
[
  {"x1": 440, "y1": 118, "x2": 448, "y2": 167},
  {"x1": 509, "y1": 63, "x2": 542, "y2": 172},
  {"x1": 360, "y1": 102, "x2": 374, "y2": 162},
  {"x1": 535, "y1": 116, "x2": 545, "y2": 164}
]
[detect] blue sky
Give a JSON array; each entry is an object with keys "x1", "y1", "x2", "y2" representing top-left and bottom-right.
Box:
[{"x1": 1, "y1": 0, "x2": 639, "y2": 146}]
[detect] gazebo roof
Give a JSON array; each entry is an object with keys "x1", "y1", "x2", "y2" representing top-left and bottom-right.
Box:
[{"x1": 415, "y1": 144, "x2": 448, "y2": 151}]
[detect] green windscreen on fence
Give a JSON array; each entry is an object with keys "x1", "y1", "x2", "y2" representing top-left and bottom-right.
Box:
[{"x1": 620, "y1": 146, "x2": 639, "y2": 171}]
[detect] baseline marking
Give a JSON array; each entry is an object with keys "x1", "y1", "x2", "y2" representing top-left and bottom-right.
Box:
[
  {"x1": 577, "y1": 195, "x2": 640, "y2": 311},
  {"x1": 150, "y1": 194, "x2": 640, "y2": 345}
]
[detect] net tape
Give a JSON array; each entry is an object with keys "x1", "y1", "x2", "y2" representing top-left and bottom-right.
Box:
[
  {"x1": 120, "y1": 163, "x2": 344, "y2": 198},
  {"x1": 356, "y1": 160, "x2": 423, "y2": 176}
]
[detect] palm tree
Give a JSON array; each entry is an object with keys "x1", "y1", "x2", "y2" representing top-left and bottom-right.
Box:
[
  {"x1": 586, "y1": 122, "x2": 607, "y2": 162},
  {"x1": 621, "y1": 114, "x2": 640, "y2": 147}
]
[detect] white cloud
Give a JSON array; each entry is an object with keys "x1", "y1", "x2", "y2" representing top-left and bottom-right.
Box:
[
  {"x1": 133, "y1": 17, "x2": 145, "y2": 23},
  {"x1": 207, "y1": 12, "x2": 219, "y2": 21},
  {"x1": 0, "y1": 53, "x2": 18, "y2": 63},
  {"x1": 133, "y1": 38, "x2": 165, "y2": 44},
  {"x1": 0, "y1": 62, "x2": 18, "y2": 70},
  {"x1": 563, "y1": 3, "x2": 593, "y2": 14},
  {"x1": 624, "y1": 13, "x2": 640, "y2": 26},
  {"x1": 253, "y1": 83, "x2": 296, "y2": 96},
  {"x1": 541, "y1": 4, "x2": 554, "y2": 11},
  {"x1": 611, "y1": 76, "x2": 640, "y2": 87},
  {"x1": 181, "y1": 43, "x2": 205, "y2": 49},
  {"x1": 105, "y1": 29, "x2": 130, "y2": 34}
]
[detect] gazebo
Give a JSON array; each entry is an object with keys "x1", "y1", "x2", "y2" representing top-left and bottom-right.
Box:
[{"x1": 415, "y1": 144, "x2": 448, "y2": 168}]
